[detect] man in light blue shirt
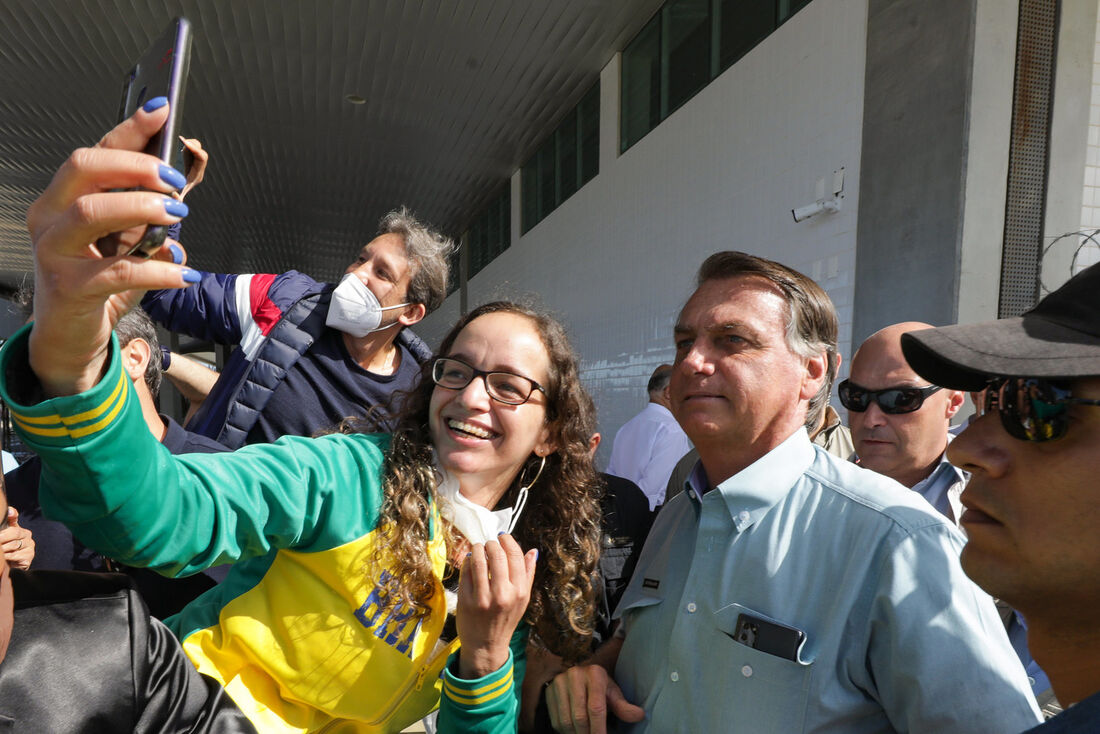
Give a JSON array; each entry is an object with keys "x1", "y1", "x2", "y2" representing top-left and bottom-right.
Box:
[
  {"x1": 546, "y1": 252, "x2": 1040, "y2": 733},
  {"x1": 845, "y1": 322, "x2": 1056, "y2": 714}
]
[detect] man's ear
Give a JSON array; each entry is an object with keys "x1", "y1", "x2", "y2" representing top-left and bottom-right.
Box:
[
  {"x1": 945, "y1": 389, "x2": 965, "y2": 419},
  {"x1": 121, "y1": 338, "x2": 152, "y2": 382},
  {"x1": 800, "y1": 352, "x2": 828, "y2": 401},
  {"x1": 399, "y1": 302, "x2": 427, "y2": 327}
]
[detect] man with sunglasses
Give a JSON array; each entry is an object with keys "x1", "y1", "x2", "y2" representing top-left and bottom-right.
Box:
[
  {"x1": 902, "y1": 263, "x2": 1100, "y2": 732},
  {"x1": 843, "y1": 322, "x2": 966, "y2": 522},
  {"x1": 849, "y1": 323, "x2": 1059, "y2": 716}
]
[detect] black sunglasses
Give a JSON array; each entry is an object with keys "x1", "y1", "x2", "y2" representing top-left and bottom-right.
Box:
[
  {"x1": 838, "y1": 379, "x2": 943, "y2": 414},
  {"x1": 980, "y1": 377, "x2": 1100, "y2": 442},
  {"x1": 431, "y1": 357, "x2": 546, "y2": 406}
]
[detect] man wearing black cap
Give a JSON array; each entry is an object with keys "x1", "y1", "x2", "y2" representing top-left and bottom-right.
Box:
[{"x1": 902, "y1": 263, "x2": 1100, "y2": 732}]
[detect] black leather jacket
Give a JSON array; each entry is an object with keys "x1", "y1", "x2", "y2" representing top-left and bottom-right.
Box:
[{"x1": 0, "y1": 570, "x2": 256, "y2": 732}]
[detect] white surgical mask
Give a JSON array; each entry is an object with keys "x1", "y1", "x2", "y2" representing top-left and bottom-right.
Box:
[
  {"x1": 432, "y1": 455, "x2": 541, "y2": 545},
  {"x1": 325, "y1": 273, "x2": 409, "y2": 337}
]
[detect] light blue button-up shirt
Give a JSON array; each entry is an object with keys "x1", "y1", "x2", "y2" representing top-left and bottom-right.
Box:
[
  {"x1": 909, "y1": 441, "x2": 968, "y2": 525},
  {"x1": 614, "y1": 428, "x2": 1041, "y2": 733}
]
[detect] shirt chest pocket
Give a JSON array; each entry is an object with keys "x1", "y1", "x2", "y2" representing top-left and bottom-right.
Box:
[{"x1": 710, "y1": 602, "x2": 814, "y2": 732}]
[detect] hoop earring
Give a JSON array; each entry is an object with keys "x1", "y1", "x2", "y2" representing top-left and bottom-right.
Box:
[
  {"x1": 517, "y1": 455, "x2": 547, "y2": 491},
  {"x1": 507, "y1": 455, "x2": 546, "y2": 534}
]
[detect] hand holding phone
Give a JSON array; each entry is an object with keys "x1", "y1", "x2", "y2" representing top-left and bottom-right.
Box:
[{"x1": 97, "y1": 17, "x2": 192, "y2": 258}]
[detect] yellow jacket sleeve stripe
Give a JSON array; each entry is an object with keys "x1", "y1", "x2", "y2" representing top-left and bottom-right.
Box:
[
  {"x1": 442, "y1": 667, "x2": 513, "y2": 706},
  {"x1": 10, "y1": 369, "x2": 128, "y2": 438}
]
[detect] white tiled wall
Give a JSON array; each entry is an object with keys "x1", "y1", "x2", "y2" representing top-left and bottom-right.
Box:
[
  {"x1": 420, "y1": 0, "x2": 868, "y2": 464},
  {"x1": 1078, "y1": 1, "x2": 1100, "y2": 269}
]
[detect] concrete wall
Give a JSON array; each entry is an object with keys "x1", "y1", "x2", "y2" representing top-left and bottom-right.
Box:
[
  {"x1": 1081, "y1": 3, "x2": 1100, "y2": 234},
  {"x1": 1044, "y1": 0, "x2": 1100, "y2": 287},
  {"x1": 852, "y1": 0, "x2": 977, "y2": 342},
  {"x1": 419, "y1": 0, "x2": 868, "y2": 464},
  {"x1": 956, "y1": 0, "x2": 1018, "y2": 327}
]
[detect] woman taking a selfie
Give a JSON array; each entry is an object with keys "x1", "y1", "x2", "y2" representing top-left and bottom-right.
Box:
[{"x1": 3, "y1": 100, "x2": 602, "y2": 733}]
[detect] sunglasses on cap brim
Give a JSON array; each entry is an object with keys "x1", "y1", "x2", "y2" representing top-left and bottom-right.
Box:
[
  {"x1": 837, "y1": 379, "x2": 942, "y2": 414},
  {"x1": 979, "y1": 377, "x2": 1100, "y2": 442}
]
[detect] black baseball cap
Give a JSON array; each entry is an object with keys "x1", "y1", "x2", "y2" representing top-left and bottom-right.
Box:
[{"x1": 901, "y1": 263, "x2": 1100, "y2": 391}]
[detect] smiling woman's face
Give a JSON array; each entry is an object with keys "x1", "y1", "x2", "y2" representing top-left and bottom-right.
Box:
[{"x1": 429, "y1": 311, "x2": 555, "y2": 506}]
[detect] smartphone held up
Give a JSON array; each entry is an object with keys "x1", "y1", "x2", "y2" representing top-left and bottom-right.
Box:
[{"x1": 96, "y1": 17, "x2": 192, "y2": 258}]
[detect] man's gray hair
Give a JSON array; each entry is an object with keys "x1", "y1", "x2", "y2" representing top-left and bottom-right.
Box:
[
  {"x1": 116, "y1": 308, "x2": 162, "y2": 399},
  {"x1": 378, "y1": 207, "x2": 454, "y2": 314}
]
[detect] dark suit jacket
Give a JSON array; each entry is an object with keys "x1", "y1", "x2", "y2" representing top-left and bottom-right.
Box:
[{"x1": 0, "y1": 570, "x2": 255, "y2": 732}]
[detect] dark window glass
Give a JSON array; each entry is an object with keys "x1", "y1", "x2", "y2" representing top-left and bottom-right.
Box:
[
  {"x1": 579, "y1": 84, "x2": 600, "y2": 184},
  {"x1": 536, "y1": 139, "x2": 556, "y2": 218},
  {"x1": 665, "y1": 0, "x2": 711, "y2": 113},
  {"x1": 520, "y1": 81, "x2": 599, "y2": 230},
  {"x1": 471, "y1": 227, "x2": 482, "y2": 278},
  {"x1": 521, "y1": 164, "x2": 538, "y2": 234},
  {"x1": 495, "y1": 188, "x2": 511, "y2": 259},
  {"x1": 621, "y1": 13, "x2": 661, "y2": 152},
  {"x1": 466, "y1": 185, "x2": 511, "y2": 279},
  {"x1": 621, "y1": 0, "x2": 818, "y2": 151},
  {"x1": 719, "y1": 0, "x2": 777, "y2": 70},
  {"x1": 558, "y1": 117, "x2": 579, "y2": 202},
  {"x1": 779, "y1": 0, "x2": 812, "y2": 22}
]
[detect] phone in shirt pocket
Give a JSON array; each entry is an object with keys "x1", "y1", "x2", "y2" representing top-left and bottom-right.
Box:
[
  {"x1": 730, "y1": 612, "x2": 806, "y2": 662},
  {"x1": 710, "y1": 602, "x2": 814, "y2": 731}
]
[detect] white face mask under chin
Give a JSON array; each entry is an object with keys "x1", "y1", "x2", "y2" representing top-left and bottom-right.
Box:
[
  {"x1": 432, "y1": 455, "x2": 545, "y2": 546},
  {"x1": 325, "y1": 272, "x2": 409, "y2": 338}
]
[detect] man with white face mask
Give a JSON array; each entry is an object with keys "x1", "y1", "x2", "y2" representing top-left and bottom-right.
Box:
[{"x1": 143, "y1": 207, "x2": 454, "y2": 448}]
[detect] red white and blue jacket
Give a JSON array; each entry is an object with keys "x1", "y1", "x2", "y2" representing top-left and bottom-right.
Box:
[{"x1": 142, "y1": 270, "x2": 432, "y2": 449}]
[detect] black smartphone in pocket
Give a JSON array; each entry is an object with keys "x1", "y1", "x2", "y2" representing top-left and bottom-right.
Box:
[
  {"x1": 98, "y1": 17, "x2": 192, "y2": 258},
  {"x1": 729, "y1": 613, "x2": 806, "y2": 662}
]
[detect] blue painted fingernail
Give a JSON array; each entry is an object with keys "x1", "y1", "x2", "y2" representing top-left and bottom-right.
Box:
[
  {"x1": 534, "y1": 549, "x2": 539, "y2": 560},
  {"x1": 164, "y1": 198, "x2": 189, "y2": 218},
  {"x1": 465, "y1": 552, "x2": 472, "y2": 558},
  {"x1": 158, "y1": 164, "x2": 187, "y2": 190},
  {"x1": 181, "y1": 268, "x2": 201, "y2": 284},
  {"x1": 497, "y1": 531, "x2": 505, "y2": 536},
  {"x1": 142, "y1": 96, "x2": 168, "y2": 113},
  {"x1": 168, "y1": 243, "x2": 183, "y2": 264}
]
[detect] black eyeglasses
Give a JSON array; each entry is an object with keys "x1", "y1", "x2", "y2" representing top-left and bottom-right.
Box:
[
  {"x1": 838, "y1": 379, "x2": 943, "y2": 414},
  {"x1": 979, "y1": 377, "x2": 1100, "y2": 442},
  {"x1": 431, "y1": 357, "x2": 546, "y2": 406}
]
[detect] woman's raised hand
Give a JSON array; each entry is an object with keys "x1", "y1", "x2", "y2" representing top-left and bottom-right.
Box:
[
  {"x1": 26, "y1": 98, "x2": 199, "y2": 397},
  {"x1": 455, "y1": 533, "x2": 538, "y2": 679}
]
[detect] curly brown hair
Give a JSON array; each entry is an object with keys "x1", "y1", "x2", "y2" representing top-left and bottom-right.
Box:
[{"x1": 366, "y1": 301, "x2": 602, "y2": 663}]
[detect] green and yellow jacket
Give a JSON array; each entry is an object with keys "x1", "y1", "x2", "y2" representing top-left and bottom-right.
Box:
[{"x1": 0, "y1": 327, "x2": 525, "y2": 734}]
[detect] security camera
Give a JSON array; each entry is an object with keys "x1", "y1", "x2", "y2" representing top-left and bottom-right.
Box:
[{"x1": 791, "y1": 198, "x2": 840, "y2": 223}]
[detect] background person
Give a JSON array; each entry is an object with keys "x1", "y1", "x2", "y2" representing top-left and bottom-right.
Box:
[
  {"x1": 605, "y1": 364, "x2": 691, "y2": 510},
  {"x1": 143, "y1": 206, "x2": 452, "y2": 448},
  {"x1": 0, "y1": 508, "x2": 33, "y2": 571},
  {"x1": 901, "y1": 264, "x2": 1100, "y2": 731},
  {"x1": 160, "y1": 346, "x2": 221, "y2": 425},
  {"x1": 4, "y1": 308, "x2": 229, "y2": 618},
  {"x1": 845, "y1": 321, "x2": 1058, "y2": 714},
  {"x1": 0, "y1": 472, "x2": 256, "y2": 732},
  {"x1": 521, "y1": 408, "x2": 654, "y2": 734},
  {"x1": 844, "y1": 322, "x2": 966, "y2": 522}
]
